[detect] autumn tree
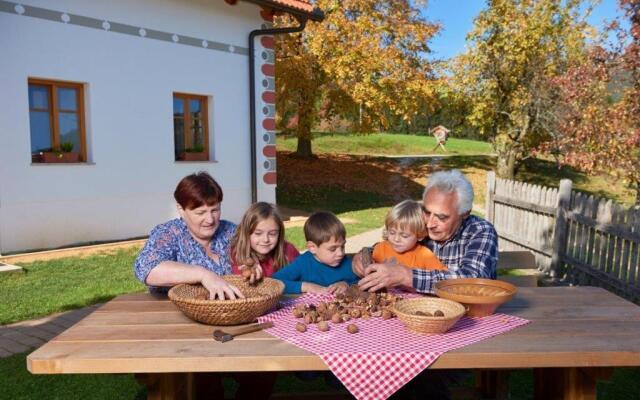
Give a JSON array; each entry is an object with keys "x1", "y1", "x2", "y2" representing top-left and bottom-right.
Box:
[
  {"x1": 541, "y1": 0, "x2": 640, "y2": 205},
  {"x1": 275, "y1": 0, "x2": 439, "y2": 158},
  {"x1": 451, "y1": 0, "x2": 593, "y2": 179}
]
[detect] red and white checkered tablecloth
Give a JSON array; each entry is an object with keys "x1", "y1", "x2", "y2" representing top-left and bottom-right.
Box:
[{"x1": 258, "y1": 293, "x2": 529, "y2": 400}]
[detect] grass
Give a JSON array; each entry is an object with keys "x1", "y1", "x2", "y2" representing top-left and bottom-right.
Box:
[
  {"x1": 0, "y1": 248, "x2": 145, "y2": 325},
  {"x1": 277, "y1": 132, "x2": 494, "y2": 156}
]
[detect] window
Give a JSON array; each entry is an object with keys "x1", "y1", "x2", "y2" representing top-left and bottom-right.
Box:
[
  {"x1": 173, "y1": 93, "x2": 209, "y2": 161},
  {"x1": 28, "y1": 79, "x2": 86, "y2": 163}
]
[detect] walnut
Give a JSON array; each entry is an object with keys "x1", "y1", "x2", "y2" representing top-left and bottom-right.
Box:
[
  {"x1": 295, "y1": 322, "x2": 307, "y2": 333},
  {"x1": 347, "y1": 324, "x2": 359, "y2": 334},
  {"x1": 304, "y1": 314, "x2": 314, "y2": 324},
  {"x1": 317, "y1": 321, "x2": 330, "y2": 332}
]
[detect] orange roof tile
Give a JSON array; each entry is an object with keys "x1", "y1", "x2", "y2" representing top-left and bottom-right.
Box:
[{"x1": 239, "y1": 0, "x2": 324, "y2": 21}]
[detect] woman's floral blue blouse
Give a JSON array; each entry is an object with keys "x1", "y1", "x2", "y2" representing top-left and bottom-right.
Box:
[{"x1": 134, "y1": 218, "x2": 236, "y2": 292}]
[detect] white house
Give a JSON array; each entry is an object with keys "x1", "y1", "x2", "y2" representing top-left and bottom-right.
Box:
[{"x1": 0, "y1": 0, "x2": 322, "y2": 254}]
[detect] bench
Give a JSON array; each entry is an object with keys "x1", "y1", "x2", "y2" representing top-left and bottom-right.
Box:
[{"x1": 497, "y1": 250, "x2": 539, "y2": 287}]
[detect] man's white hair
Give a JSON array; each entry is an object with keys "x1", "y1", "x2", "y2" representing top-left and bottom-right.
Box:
[{"x1": 423, "y1": 170, "x2": 474, "y2": 215}]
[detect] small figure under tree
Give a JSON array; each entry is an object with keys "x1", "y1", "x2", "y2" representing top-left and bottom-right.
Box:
[{"x1": 430, "y1": 125, "x2": 450, "y2": 152}]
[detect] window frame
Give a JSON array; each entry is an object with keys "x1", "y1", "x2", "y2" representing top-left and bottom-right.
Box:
[
  {"x1": 28, "y1": 78, "x2": 87, "y2": 163},
  {"x1": 173, "y1": 92, "x2": 210, "y2": 162}
]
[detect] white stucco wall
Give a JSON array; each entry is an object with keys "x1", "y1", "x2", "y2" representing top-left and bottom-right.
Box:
[{"x1": 0, "y1": 0, "x2": 276, "y2": 253}]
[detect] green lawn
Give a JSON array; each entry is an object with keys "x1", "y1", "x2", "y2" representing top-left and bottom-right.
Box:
[
  {"x1": 277, "y1": 132, "x2": 494, "y2": 156},
  {"x1": 0, "y1": 248, "x2": 146, "y2": 325}
]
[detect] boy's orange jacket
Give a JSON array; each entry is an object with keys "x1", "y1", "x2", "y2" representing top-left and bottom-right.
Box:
[{"x1": 372, "y1": 241, "x2": 446, "y2": 271}]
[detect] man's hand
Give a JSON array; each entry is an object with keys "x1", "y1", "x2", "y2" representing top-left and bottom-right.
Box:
[
  {"x1": 327, "y1": 281, "x2": 349, "y2": 295},
  {"x1": 201, "y1": 270, "x2": 245, "y2": 300},
  {"x1": 357, "y1": 263, "x2": 413, "y2": 292},
  {"x1": 301, "y1": 282, "x2": 328, "y2": 294},
  {"x1": 352, "y1": 251, "x2": 365, "y2": 277}
]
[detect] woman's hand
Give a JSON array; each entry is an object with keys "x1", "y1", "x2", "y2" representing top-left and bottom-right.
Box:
[
  {"x1": 201, "y1": 270, "x2": 245, "y2": 300},
  {"x1": 327, "y1": 281, "x2": 348, "y2": 295},
  {"x1": 301, "y1": 282, "x2": 328, "y2": 294}
]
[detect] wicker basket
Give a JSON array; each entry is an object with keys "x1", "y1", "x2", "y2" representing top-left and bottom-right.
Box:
[
  {"x1": 168, "y1": 276, "x2": 284, "y2": 325},
  {"x1": 435, "y1": 278, "x2": 517, "y2": 317},
  {"x1": 392, "y1": 297, "x2": 466, "y2": 335}
]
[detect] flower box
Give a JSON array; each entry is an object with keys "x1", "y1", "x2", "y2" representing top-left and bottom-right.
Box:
[
  {"x1": 41, "y1": 152, "x2": 81, "y2": 163},
  {"x1": 178, "y1": 152, "x2": 208, "y2": 162}
]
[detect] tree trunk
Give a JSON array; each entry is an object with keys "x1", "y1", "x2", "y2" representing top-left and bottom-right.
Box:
[
  {"x1": 495, "y1": 149, "x2": 518, "y2": 180},
  {"x1": 293, "y1": 92, "x2": 315, "y2": 159},
  {"x1": 295, "y1": 137, "x2": 313, "y2": 159}
]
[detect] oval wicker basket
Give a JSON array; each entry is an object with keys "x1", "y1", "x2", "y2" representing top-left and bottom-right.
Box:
[
  {"x1": 435, "y1": 278, "x2": 517, "y2": 317},
  {"x1": 392, "y1": 297, "x2": 466, "y2": 335},
  {"x1": 168, "y1": 276, "x2": 284, "y2": 325}
]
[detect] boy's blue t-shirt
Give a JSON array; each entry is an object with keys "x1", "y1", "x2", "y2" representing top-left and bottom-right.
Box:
[{"x1": 272, "y1": 251, "x2": 358, "y2": 294}]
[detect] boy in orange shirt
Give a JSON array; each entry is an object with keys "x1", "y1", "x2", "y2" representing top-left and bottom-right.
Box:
[{"x1": 372, "y1": 200, "x2": 446, "y2": 271}]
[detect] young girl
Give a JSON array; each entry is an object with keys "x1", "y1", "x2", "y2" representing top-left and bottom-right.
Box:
[
  {"x1": 372, "y1": 199, "x2": 446, "y2": 270},
  {"x1": 231, "y1": 202, "x2": 299, "y2": 282}
]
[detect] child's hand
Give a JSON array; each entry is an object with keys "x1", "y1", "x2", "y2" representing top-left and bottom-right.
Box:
[
  {"x1": 239, "y1": 263, "x2": 263, "y2": 284},
  {"x1": 301, "y1": 282, "x2": 328, "y2": 294},
  {"x1": 327, "y1": 281, "x2": 348, "y2": 295}
]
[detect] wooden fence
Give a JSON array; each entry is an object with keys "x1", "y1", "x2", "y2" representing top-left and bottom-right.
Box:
[{"x1": 485, "y1": 172, "x2": 640, "y2": 303}]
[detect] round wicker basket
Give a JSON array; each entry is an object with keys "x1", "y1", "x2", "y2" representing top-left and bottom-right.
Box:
[
  {"x1": 392, "y1": 297, "x2": 466, "y2": 335},
  {"x1": 168, "y1": 276, "x2": 284, "y2": 325},
  {"x1": 435, "y1": 278, "x2": 517, "y2": 317}
]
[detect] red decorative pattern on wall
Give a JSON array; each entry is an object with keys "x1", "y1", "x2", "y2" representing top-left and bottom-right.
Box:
[
  {"x1": 262, "y1": 118, "x2": 276, "y2": 130},
  {"x1": 261, "y1": 36, "x2": 274, "y2": 49},
  {"x1": 263, "y1": 172, "x2": 277, "y2": 184},
  {"x1": 263, "y1": 145, "x2": 276, "y2": 158},
  {"x1": 261, "y1": 8, "x2": 275, "y2": 22},
  {"x1": 261, "y1": 64, "x2": 275, "y2": 76},
  {"x1": 262, "y1": 91, "x2": 276, "y2": 103}
]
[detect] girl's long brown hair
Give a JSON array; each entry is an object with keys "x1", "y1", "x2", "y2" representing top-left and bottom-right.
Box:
[{"x1": 231, "y1": 202, "x2": 288, "y2": 270}]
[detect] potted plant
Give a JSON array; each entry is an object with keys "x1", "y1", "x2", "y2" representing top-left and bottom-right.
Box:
[
  {"x1": 178, "y1": 144, "x2": 208, "y2": 161},
  {"x1": 42, "y1": 142, "x2": 81, "y2": 163}
]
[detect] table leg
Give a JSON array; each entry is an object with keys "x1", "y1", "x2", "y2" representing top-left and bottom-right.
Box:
[
  {"x1": 475, "y1": 370, "x2": 510, "y2": 400},
  {"x1": 135, "y1": 373, "x2": 193, "y2": 400},
  {"x1": 534, "y1": 367, "x2": 613, "y2": 400}
]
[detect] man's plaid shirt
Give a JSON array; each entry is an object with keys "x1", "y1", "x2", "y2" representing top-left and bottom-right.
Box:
[{"x1": 414, "y1": 215, "x2": 498, "y2": 294}]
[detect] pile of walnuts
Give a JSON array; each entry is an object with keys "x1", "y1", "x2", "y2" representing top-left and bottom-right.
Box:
[{"x1": 292, "y1": 285, "x2": 399, "y2": 334}]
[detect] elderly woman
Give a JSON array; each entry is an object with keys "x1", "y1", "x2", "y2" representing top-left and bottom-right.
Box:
[
  {"x1": 134, "y1": 172, "x2": 276, "y2": 399},
  {"x1": 134, "y1": 171, "x2": 243, "y2": 300}
]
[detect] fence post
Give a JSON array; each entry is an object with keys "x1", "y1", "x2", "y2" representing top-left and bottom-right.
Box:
[
  {"x1": 550, "y1": 179, "x2": 573, "y2": 279},
  {"x1": 486, "y1": 171, "x2": 496, "y2": 223}
]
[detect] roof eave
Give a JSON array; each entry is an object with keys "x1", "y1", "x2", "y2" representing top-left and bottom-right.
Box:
[{"x1": 241, "y1": 0, "x2": 325, "y2": 22}]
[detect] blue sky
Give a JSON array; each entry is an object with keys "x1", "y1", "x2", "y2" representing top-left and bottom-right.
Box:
[{"x1": 421, "y1": 0, "x2": 627, "y2": 60}]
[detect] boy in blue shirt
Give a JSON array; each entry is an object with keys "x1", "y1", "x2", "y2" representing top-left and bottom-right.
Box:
[{"x1": 273, "y1": 211, "x2": 358, "y2": 294}]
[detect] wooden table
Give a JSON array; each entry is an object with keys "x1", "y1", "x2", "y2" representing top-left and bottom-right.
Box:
[{"x1": 28, "y1": 287, "x2": 640, "y2": 400}]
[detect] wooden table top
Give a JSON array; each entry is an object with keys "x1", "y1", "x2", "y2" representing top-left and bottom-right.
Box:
[{"x1": 27, "y1": 286, "x2": 640, "y2": 374}]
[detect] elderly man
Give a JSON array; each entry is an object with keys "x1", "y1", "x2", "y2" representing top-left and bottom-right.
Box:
[{"x1": 354, "y1": 169, "x2": 498, "y2": 293}]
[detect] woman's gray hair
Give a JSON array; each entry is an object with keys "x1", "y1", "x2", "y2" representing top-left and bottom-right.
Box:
[{"x1": 423, "y1": 170, "x2": 474, "y2": 215}]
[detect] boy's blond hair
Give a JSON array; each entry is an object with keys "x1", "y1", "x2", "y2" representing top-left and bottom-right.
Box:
[
  {"x1": 304, "y1": 211, "x2": 346, "y2": 246},
  {"x1": 384, "y1": 200, "x2": 427, "y2": 238}
]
